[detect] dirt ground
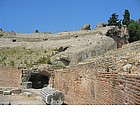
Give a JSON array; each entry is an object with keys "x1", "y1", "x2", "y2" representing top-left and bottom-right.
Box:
[{"x1": 0, "y1": 89, "x2": 46, "y2": 105}]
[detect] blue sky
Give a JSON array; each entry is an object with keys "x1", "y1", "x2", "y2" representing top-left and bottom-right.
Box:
[{"x1": 0, "y1": 0, "x2": 140, "y2": 33}]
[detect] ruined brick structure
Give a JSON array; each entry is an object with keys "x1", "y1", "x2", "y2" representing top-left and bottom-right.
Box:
[
  {"x1": 112, "y1": 75, "x2": 140, "y2": 105},
  {"x1": 0, "y1": 66, "x2": 140, "y2": 105},
  {"x1": 0, "y1": 67, "x2": 22, "y2": 88},
  {"x1": 50, "y1": 64, "x2": 140, "y2": 105}
]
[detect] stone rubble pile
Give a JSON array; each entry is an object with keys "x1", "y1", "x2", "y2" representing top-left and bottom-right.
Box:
[{"x1": 40, "y1": 87, "x2": 64, "y2": 105}]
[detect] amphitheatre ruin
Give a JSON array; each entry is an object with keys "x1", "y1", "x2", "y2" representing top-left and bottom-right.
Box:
[{"x1": 0, "y1": 23, "x2": 140, "y2": 105}]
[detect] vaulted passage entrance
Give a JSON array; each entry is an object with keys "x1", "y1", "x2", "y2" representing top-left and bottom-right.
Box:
[{"x1": 29, "y1": 73, "x2": 50, "y2": 89}]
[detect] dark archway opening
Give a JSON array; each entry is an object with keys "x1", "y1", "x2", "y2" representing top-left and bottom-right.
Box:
[{"x1": 29, "y1": 73, "x2": 50, "y2": 89}]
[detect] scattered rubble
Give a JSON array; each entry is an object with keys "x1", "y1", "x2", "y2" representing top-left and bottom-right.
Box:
[
  {"x1": 96, "y1": 22, "x2": 106, "y2": 28},
  {"x1": 123, "y1": 64, "x2": 132, "y2": 73},
  {"x1": 80, "y1": 24, "x2": 91, "y2": 30},
  {"x1": 40, "y1": 87, "x2": 64, "y2": 105}
]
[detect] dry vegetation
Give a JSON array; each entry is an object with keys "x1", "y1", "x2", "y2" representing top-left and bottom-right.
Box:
[{"x1": 0, "y1": 46, "x2": 55, "y2": 68}]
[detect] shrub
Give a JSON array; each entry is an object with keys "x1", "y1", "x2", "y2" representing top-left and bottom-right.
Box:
[
  {"x1": 36, "y1": 56, "x2": 46, "y2": 64},
  {"x1": 24, "y1": 59, "x2": 27, "y2": 64},
  {"x1": 36, "y1": 52, "x2": 39, "y2": 56},
  {"x1": 3, "y1": 61, "x2": 6, "y2": 66},
  {"x1": 34, "y1": 29, "x2": 39, "y2": 33},
  {"x1": 44, "y1": 50, "x2": 47, "y2": 53},
  {"x1": 10, "y1": 60, "x2": 14, "y2": 66},
  {"x1": 36, "y1": 56, "x2": 52, "y2": 65},
  {"x1": 46, "y1": 57, "x2": 52, "y2": 64}
]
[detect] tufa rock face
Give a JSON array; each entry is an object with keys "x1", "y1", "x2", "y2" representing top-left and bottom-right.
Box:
[
  {"x1": 96, "y1": 22, "x2": 106, "y2": 28},
  {"x1": 80, "y1": 24, "x2": 91, "y2": 30},
  {"x1": 106, "y1": 25, "x2": 129, "y2": 48},
  {"x1": 120, "y1": 25, "x2": 129, "y2": 40},
  {"x1": 51, "y1": 35, "x2": 117, "y2": 66}
]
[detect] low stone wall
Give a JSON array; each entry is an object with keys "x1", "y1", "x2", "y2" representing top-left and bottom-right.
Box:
[{"x1": 0, "y1": 67, "x2": 22, "y2": 88}]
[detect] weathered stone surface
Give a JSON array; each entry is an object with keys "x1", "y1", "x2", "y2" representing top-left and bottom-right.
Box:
[
  {"x1": 0, "y1": 102, "x2": 11, "y2": 105},
  {"x1": 123, "y1": 64, "x2": 132, "y2": 72},
  {"x1": 23, "y1": 92, "x2": 32, "y2": 97},
  {"x1": 35, "y1": 96, "x2": 42, "y2": 100},
  {"x1": 80, "y1": 24, "x2": 91, "y2": 30},
  {"x1": 0, "y1": 67, "x2": 22, "y2": 88},
  {"x1": 40, "y1": 87, "x2": 64, "y2": 105},
  {"x1": 50, "y1": 63, "x2": 140, "y2": 105},
  {"x1": 22, "y1": 69, "x2": 32, "y2": 82},
  {"x1": 0, "y1": 90, "x2": 3, "y2": 94},
  {"x1": 51, "y1": 35, "x2": 117, "y2": 66},
  {"x1": 138, "y1": 60, "x2": 140, "y2": 70},
  {"x1": 106, "y1": 25, "x2": 129, "y2": 48},
  {"x1": 121, "y1": 25, "x2": 129, "y2": 38},
  {"x1": 96, "y1": 22, "x2": 106, "y2": 28},
  {"x1": 12, "y1": 89, "x2": 22, "y2": 94},
  {"x1": 3, "y1": 90, "x2": 12, "y2": 95},
  {"x1": 1, "y1": 26, "x2": 117, "y2": 68},
  {"x1": 22, "y1": 82, "x2": 32, "y2": 89}
]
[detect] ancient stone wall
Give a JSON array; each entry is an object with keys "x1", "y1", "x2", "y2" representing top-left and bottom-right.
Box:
[
  {"x1": 0, "y1": 66, "x2": 139, "y2": 105},
  {"x1": 94, "y1": 72, "x2": 117, "y2": 105},
  {"x1": 112, "y1": 75, "x2": 140, "y2": 105},
  {"x1": 0, "y1": 67, "x2": 22, "y2": 88},
  {"x1": 51, "y1": 64, "x2": 140, "y2": 105},
  {"x1": 50, "y1": 64, "x2": 96, "y2": 105}
]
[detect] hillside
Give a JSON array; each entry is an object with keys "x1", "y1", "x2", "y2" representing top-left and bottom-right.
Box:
[{"x1": 0, "y1": 25, "x2": 128, "y2": 68}]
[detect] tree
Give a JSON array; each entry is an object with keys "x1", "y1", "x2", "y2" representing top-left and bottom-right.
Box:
[
  {"x1": 128, "y1": 20, "x2": 140, "y2": 42},
  {"x1": 108, "y1": 13, "x2": 121, "y2": 26},
  {"x1": 107, "y1": 10, "x2": 140, "y2": 43},
  {"x1": 122, "y1": 9, "x2": 130, "y2": 26},
  {"x1": 34, "y1": 29, "x2": 39, "y2": 33}
]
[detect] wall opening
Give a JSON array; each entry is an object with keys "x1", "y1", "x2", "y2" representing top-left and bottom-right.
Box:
[{"x1": 29, "y1": 73, "x2": 50, "y2": 89}]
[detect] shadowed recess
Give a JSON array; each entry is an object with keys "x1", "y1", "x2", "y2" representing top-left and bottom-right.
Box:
[{"x1": 29, "y1": 73, "x2": 49, "y2": 89}]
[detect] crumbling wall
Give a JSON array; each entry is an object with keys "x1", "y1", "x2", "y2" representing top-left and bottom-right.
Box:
[
  {"x1": 0, "y1": 67, "x2": 22, "y2": 88},
  {"x1": 94, "y1": 72, "x2": 117, "y2": 105},
  {"x1": 112, "y1": 75, "x2": 140, "y2": 105},
  {"x1": 50, "y1": 63, "x2": 117, "y2": 105},
  {"x1": 51, "y1": 64, "x2": 140, "y2": 105},
  {"x1": 50, "y1": 64, "x2": 96, "y2": 105},
  {"x1": 0, "y1": 65, "x2": 139, "y2": 105}
]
